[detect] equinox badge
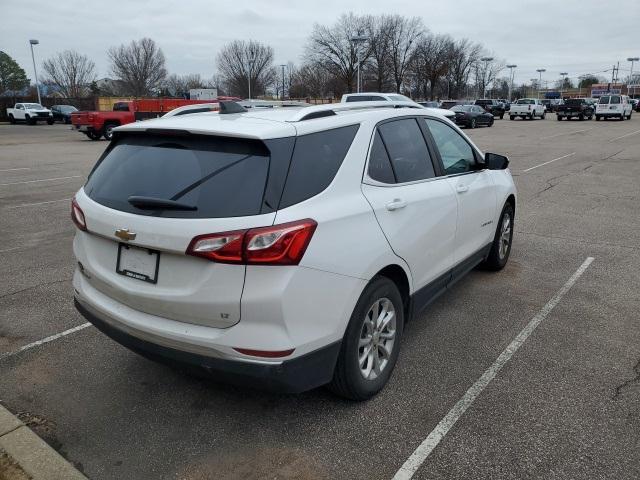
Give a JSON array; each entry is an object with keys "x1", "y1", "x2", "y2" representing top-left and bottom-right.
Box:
[{"x1": 115, "y1": 228, "x2": 137, "y2": 241}]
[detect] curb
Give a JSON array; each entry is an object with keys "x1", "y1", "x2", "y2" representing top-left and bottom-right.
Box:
[{"x1": 0, "y1": 405, "x2": 87, "y2": 480}]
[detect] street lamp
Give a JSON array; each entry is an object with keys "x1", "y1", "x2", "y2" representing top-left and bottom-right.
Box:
[
  {"x1": 559, "y1": 72, "x2": 568, "y2": 98},
  {"x1": 536, "y1": 68, "x2": 546, "y2": 99},
  {"x1": 280, "y1": 64, "x2": 287, "y2": 100},
  {"x1": 350, "y1": 34, "x2": 368, "y2": 93},
  {"x1": 29, "y1": 39, "x2": 41, "y2": 105},
  {"x1": 627, "y1": 57, "x2": 639, "y2": 98},
  {"x1": 247, "y1": 57, "x2": 255, "y2": 100},
  {"x1": 480, "y1": 57, "x2": 494, "y2": 98},
  {"x1": 506, "y1": 64, "x2": 517, "y2": 101}
]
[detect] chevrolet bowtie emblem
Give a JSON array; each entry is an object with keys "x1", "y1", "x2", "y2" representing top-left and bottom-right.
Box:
[{"x1": 115, "y1": 228, "x2": 136, "y2": 241}]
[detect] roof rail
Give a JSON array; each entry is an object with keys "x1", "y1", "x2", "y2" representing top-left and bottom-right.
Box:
[
  {"x1": 288, "y1": 101, "x2": 422, "y2": 122},
  {"x1": 238, "y1": 100, "x2": 310, "y2": 109}
]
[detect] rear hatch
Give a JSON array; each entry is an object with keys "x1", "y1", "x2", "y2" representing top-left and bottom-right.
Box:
[{"x1": 74, "y1": 132, "x2": 293, "y2": 328}]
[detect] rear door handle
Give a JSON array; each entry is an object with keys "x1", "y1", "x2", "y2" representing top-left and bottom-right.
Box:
[
  {"x1": 385, "y1": 199, "x2": 408, "y2": 211},
  {"x1": 456, "y1": 185, "x2": 469, "y2": 193}
]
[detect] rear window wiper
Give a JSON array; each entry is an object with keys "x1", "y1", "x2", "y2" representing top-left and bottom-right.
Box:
[{"x1": 128, "y1": 196, "x2": 197, "y2": 211}]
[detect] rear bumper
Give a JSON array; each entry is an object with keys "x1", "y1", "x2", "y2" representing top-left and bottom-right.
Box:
[{"x1": 75, "y1": 297, "x2": 341, "y2": 393}]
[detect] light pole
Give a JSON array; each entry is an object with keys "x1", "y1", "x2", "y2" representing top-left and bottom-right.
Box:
[
  {"x1": 29, "y1": 39, "x2": 41, "y2": 105},
  {"x1": 350, "y1": 34, "x2": 368, "y2": 93},
  {"x1": 506, "y1": 64, "x2": 517, "y2": 101},
  {"x1": 480, "y1": 56, "x2": 494, "y2": 98},
  {"x1": 280, "y1": 64, "x2": 287, "y2": 100},
  {"x1": 247, "y1": 57, "x2": 255, "y2": 100},
  {"x1": 627, "y1": 57, "x2": 639, "y2": 98},
  {"x1": 536, "y1": 68, "x2": 546, "y2": 99}
]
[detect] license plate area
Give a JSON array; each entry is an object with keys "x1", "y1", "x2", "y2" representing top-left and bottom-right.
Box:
[{"x1": 116, "y1": 244, "x2": 160, "y2": 284}]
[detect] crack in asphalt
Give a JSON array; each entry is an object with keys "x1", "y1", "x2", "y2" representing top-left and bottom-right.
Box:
[
  {"x1": 613, "y1": 358, "x2": 640, "y2": 401},
  {"x1": 0, "y1": 278, "x2": 72, "y2": 301}
]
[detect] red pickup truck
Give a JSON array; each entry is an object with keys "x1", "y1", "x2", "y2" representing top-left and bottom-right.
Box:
[{"x1": 71, "y1": 98, "x2": 237, "y2": 140}]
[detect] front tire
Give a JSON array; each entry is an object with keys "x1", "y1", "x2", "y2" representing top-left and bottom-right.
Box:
[
  {"x1": 86, "y1": 131, "x2": 102, "y2": 141},
  {"x1": 510, "y1": 115, "x2": 515, "y2": 120},
  {"x1": 47, "y1": 118, "x2": 54, "y2": 125},
  {"x1": 103, "y1": 122, "x2": 118, "y2": 140},
  {"x1": 26, "y1": 115, "x2": 35, "y2": 125},
  {"x1": 328, "y1": 276, "x2": 404, "y2": 400},
  {"x1": 596, "y1": 115, "x2": 601, "y2": 121},
  {"x1": 541, "y1": 111, "x2": 546, "y2": 119},
  {"x1": 481, "y1": 202, "x2": 514, "y2": 271},
  {"x1": 469, "y1": 118, "x2": 477, "y2": 129},
  {"x1": 9, "y1": 114, "x2": 15, "y2": 124}
]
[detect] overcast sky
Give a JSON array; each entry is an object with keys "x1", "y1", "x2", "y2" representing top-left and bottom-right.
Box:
[{"x1": 2, "y1": 0, "x2": 639, "y2": 87}]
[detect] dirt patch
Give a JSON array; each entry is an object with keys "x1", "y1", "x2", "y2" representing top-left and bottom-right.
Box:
[{"x1": 0, "y1": 450, "x2": 31, "y2": 480}]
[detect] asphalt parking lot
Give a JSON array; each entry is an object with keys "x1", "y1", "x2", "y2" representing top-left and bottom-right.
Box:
[{"x1": 1, "y1": 115, "x2": 640, "y2": 480}]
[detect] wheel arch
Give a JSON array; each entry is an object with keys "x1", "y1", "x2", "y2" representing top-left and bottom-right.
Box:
[{"x1": 374, "y1": 264, "x2": 411, "y2": 322}]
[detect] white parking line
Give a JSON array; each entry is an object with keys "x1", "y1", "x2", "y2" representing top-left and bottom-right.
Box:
[
  {"x1": 540, "y1": 128, "x2": 592, "y2": 140},
  {"x1": 6, "y1": 197, "x2": 72, "y2": 209},
  {"x1": 608, "y1": 129, "x2": 640, "y2": 143},
  {"x1": 522, "y1": 152, "x2": 576, "y2": 172},
  {"x1": 0, "y1": 323, "x2": 92, "y2": 361},
  {"x1": 0, "y1": 175, "x2": 81, "y2": 187},
  {"x1": 392, "y1": 257, "x2": 594, "y2": 480},
  {"x1": 0, "y1": 167, "x2": 30, "y2": 172}
]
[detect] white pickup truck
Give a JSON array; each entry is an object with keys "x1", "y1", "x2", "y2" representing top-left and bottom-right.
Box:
[
  {"x1": 509, "y1": 98, "x2": 546, "y2": 120},
  {"x1": 7, "y1": 103, "x2": 54, "y2": 125}
]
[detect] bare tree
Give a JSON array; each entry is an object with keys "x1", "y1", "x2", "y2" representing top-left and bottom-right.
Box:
[
  {"x1": 108, "y1": 38, "x2": 167, "y2": 96},
  {"x1": 305, "y1": 13, "x2": 371, "y2": 93},
  {"x1": 446, "y1": 38, "x2": 481, "y2": 99},
  {"x1": 386, "y1": 15, "x2": 424, "y2": 92},
  {"x1": 411, "y1": 33, "x2": 453, "y2": 100},
  {"x1": 289, "y1": 62, "x2": 339, "y2": 98},
  {"x1": 164, "y1": 73, "x2": 206, "y2": 96},
  {"x1": 365, "y1": 15, "x2": 394, "y2": 92},
  {"x1": 474, "y1": 53, "x2": 505, "y2": 99},
  {"x1": 42, "y1": 50, "x2": 96, "y2": 98},
  {"x1": 216, "y1": 40, "x2": 276, "y2": 98}
]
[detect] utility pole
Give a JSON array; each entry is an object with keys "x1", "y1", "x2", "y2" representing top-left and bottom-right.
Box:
[
  {"x1": 350, "y1": 34, "x2": 368, "y2": 93},
  {"x1": 628, "y1": 57, "x2": 639, "y2": 98},
  {"x1": 536, "y1": 69, "x2": 546, "y2": 99},
  {"x1": 29, "y1": 39, "x2": 41, "y2": 105},
  {"x1": 247, "y1": 57, "x2": 255, "y2": 100},
  {"x1": 280, "y1": 64, "x2": 286, "y2": 100},
  {"x1": 506, "y1": 64, "x2": 517, "y2": 101},
  {"x1": 480, "y1": 57, "x2": 494, "y2": 98}
]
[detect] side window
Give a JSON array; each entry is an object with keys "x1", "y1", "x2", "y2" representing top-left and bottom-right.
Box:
[
  {"x1": 377, "y1": 119, "x2": 435, "y2": 183},
  {"x1": 279, "y1": 125, "x2": 359, "y2": 208},
  {"x1": 368, "y1": 131, "x2": 395, "y2": 183},
  {"x1": 424, "y1": 119, "x2": 477, "y2": 175}
]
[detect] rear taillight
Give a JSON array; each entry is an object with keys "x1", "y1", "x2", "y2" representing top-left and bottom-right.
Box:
[
  {"x1": 71, "y1": 198, "x2": 87, "y2": 231},
  {"x1": 87, "y1": 114, "x2": 94, "y2": 121},
  {"x1": 186, "y1": 219, "x2": 317, "y2": 266}
]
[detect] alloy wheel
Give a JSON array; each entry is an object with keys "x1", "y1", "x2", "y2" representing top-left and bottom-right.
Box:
[
  {"x1": 358, "y1": 298, "x2": 396, "y2": 381},
  {"x1": 499, "y1": 213, "x2": 512, "y2": 259}
]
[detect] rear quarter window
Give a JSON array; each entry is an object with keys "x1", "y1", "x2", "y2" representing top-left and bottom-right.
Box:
[{"x1": 279, "y1": 125, "x2": 359, "y2": 208}]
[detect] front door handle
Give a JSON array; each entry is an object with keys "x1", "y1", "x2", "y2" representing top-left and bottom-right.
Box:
[
  {"x1": 456, "y1": 184, "x2": 469, "y2": 194},
  {"x1": 385, "y1": 199, "x2": 408, "y2": 211}
]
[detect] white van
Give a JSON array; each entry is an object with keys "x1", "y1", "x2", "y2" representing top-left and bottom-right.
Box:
[{"x1": 595, "y1": 94, "x2": 633, "y2": 121}]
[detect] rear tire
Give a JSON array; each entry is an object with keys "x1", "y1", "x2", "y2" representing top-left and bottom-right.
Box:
[
  {"x1": 328, "y1": 276, "x2": 404, "y2": 401},
  {"x1": 488, "y1": 118, "x2": 494, "y2": 127},
  {"x1": 499, "y1": 113, "x2": 504, "y2": 120},
  {"x1": 481, "y1": 202, "x2": 514, "y2": 271},
  {"x1": 620, "y1": 113, "x2": 625, "y2": 121},
  {"x1": 47, "y1": 118, "x2": 54, "y2": 125},
  {"x1": 86, "y1": 131, "x2": 102, "y2": 141},
  {"x1": 541, "y1": 111, "x2": 546, "y2": 119},
  {"x1": 9, "y1": 114, "x2": 15, "y2": 124},
  {"x1": 510, "y1": 115, "x2": 515, "y2": 120},
  {"x1": 470, "y1": 118, "x2": 477, "y2": 129},
  {"x1": 557, "y1": 115, "x2": 562, "y2": 121},
  {"x1": 596, "y1": 115, "x2": 601, "y2": 121},
  {"x1": 103, "y1": 122, "x2": 118, "y2": 140}
]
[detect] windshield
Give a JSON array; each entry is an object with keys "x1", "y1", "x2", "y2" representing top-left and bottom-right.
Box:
[
  {"x1": 516, "y1": 99, "x2": 534, "y2": 105},
  {"x1": 23, "y1": 103, "x2": 44, "y2": 109},
  {"x1": 452, "y1": 105, "x2": 472, "y2": 112},
  {"x1": 59, "y1": 105, "x2": 77, "y2": 113},
  {"x1": 599, "y1": 96, "x2": 610, "y2": 104}
]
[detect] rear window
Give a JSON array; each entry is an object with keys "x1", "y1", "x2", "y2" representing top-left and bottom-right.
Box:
[
  {"x1": 566, "y1": 99, "x2": 583, "y2": 105},
  {"x1": 599, "y1": 96, "x2": 610, "y2": 104},
  {"x1": 84, "y1": 134, "x2": 273, "y2": 218},
  {"x1": 610, "y1": 95, "x2": 621, "y2": 104},
  {"x1": 516, "y1": 99, "x2": 535, "y2": 105},
  {"x1": 279, "y1": 125, "x2": 359, "y2": 208}
]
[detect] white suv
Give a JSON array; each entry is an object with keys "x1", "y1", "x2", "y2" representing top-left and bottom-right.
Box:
[
  {"x1": 72, "y1": 101, "x2": 516, "y2": 400},
  {"x1": 595, "y1": 94, "x2": 633, "y2": 121}
]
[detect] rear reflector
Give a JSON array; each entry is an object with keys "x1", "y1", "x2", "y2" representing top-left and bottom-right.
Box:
[
  {"x1": 233, "y1": 347, "x2": 295, "y2": 358},
  {"x1": 71, "y1": 198, "x2": 87, "y2": 231},
  {"x1": 186, "y1": 219, "x2": 317, "y2": 266}
]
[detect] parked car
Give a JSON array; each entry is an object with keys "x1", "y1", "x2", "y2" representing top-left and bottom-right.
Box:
[
  {"x1": 497, "y1": 99, "x2": 511, "y2": 111},
  {"x1": 474, "y1": 99, "x2": 506, "y2": 119},
  {"x1": 629, "y1": 98, "x2": 639, "y2": 112},
  {"x1": 595, "y1": 94, "x2": 633, "y2": 121},
  {"x1": 556, "y1": 98, "x2": 594, "y2": 121},
  {"x1": 71, "y1": 101, "x2": 516, "y2": 400},
  {"x1": 6, "y1": 103, "x2": 53, "y2": 125},
  {"x1": 451, "y1": 105, "x2": 494, "y2": 128},
  {"x1": 50, "y1": 104, "x2": 78, "y2": 124},
  {"x1": 340, "y1": 92, "x2": 455, "y2": 120},
  {"x1": 509, "y1": 98, "x2": 546, "y2": 120},
  {"x1": 71, "y1": 99, "x2": 215, "y2": 140}
]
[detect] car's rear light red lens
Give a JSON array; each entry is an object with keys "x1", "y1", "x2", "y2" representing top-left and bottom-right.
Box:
[
  {"x1": 71, "y1": 198, "x2": 87, "y2": 231},
  {"x1": 233, "y1": 347, "x2": 295, "y2": 358},
  {"x1": 244, "y1": 219, "x2": 317, "y2": 265},
  {"x1": 186, "y1": 219, "x2": 317, "y2": 265},
  {"x1": 186, "y1": 230, "x2": 245, "y2": 264}
]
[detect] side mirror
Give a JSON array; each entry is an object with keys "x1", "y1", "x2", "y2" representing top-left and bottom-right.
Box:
[{"x1": 485, "y1": 152, "x2": 509, "y2": 170}]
